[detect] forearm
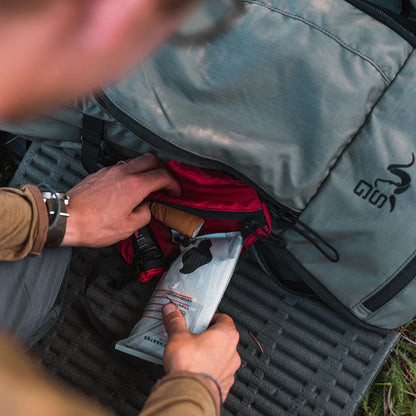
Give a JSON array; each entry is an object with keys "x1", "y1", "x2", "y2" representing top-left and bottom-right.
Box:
[
  {"x1": 0, "y1": 185, "x2": 48, "y2": 261},
  {"x1": 0, "y1": 333, "x2": 114, "y2": 416},
  {"x1": 0, "y1": 333, "x2": 218, "y2": 416}
]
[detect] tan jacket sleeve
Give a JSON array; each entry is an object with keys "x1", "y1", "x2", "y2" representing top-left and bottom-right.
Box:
[
  {"x1": 141, "y1": 372, "x2": 220, "y2": 416},
  {"x1": 0, "y1": 334, "x2": 219, "y2": 416},
  {"x1": 0, "y1": 185, "x2": 48, "y2": 261}
]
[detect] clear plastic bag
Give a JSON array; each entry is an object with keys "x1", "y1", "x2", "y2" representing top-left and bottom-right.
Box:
[{"x1": 115, "y1": 232, "x2": 243, "y2": 364}]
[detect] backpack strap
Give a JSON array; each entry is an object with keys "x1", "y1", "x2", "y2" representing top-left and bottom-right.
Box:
[
  {"x1": 83, "y1": 251, "x2": 136, "y2": 346},
  {"x1": 81, "y1": 115, "x2": 105, "y2": 174}
]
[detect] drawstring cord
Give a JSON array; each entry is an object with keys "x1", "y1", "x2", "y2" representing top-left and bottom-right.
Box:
[{"x1": 248, "y1": 207, "x2": 340, "y2": 263}]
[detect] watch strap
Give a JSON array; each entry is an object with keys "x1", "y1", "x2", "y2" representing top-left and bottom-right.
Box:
[{"x1": 44, "y1": 196, "x2": 68, "y2": 247}]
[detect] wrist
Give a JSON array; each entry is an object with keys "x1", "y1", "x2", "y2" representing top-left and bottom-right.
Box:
[{"x1": 200, "y1": 373, "x2": 223, "y2": 404}]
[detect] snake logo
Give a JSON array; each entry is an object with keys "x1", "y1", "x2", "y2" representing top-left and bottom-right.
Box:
[{"x1": 354, "y1": 153, "x2": 415, "y2": 212}]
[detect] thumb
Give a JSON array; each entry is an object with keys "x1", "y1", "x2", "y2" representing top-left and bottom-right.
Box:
[{"x1": 162, "y1": 303, "x2": 188, "y2": 337}]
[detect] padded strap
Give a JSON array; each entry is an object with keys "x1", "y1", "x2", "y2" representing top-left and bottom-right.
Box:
[
  {"x1": 81, "y1": 115, "x2": 105, "y2": 174},
  {"x1": 83, "y1": 252, "x2": 136, "y2": 346}
]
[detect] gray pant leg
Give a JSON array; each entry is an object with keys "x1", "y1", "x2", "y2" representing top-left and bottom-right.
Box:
[{"x1": 0, "y1": 247, "x2": 72, "y2": 348}]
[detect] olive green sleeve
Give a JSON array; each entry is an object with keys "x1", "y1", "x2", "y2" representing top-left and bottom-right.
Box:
[
  {"x1": 0, "y1": 185, "x2": 48, "y2": 261},
  {"x1": 140, "y1": 372, "x2": 220, "y2": 416}
]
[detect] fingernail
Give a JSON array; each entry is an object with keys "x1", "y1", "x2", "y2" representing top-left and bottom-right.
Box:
[{"x1": 163, "y1": 303, "x2": 176, "y2": 315}]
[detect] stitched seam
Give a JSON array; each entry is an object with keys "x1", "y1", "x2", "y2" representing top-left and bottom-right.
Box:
[
  {"x1": 302, "y1": 46, "x2": 414, "y2": 211},
  {"x1": 243, "y1": 0, "x2": 392, "y2": 83}
]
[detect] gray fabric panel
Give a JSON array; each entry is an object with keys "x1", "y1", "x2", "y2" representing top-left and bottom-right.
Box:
[
  {"x1": 103, "y1": 0, "x2": 411, "y2": 210},
  {"x1": 1, "y1": 97, "x2": 161, "y2": 159},
  {"x1": 0, "y1": 247, "x2": 72, "y2": 346},
  {"x1": 285, "y1": 49, "x2": 416, "y2": 329},
  {"x1": 13, "y1": 143, "x2": 399, "y2": 416}
]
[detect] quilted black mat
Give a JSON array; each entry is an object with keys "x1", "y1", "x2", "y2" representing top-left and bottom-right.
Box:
[{"x1": 11, "y1": 143, "x2": 399, "y2": 416}]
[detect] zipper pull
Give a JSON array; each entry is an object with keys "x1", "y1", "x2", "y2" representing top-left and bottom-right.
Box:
[
  {"x1": 269, "y1": 204, "x2": 340, "y2": 263},
  {"x1": 243, "y1": 219, "x2": 287, "y2": 247}
]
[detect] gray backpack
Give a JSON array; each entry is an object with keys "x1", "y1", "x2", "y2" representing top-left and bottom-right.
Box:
[{"x1": 3, "y1": 0, "x2": 416, "y2": 330}]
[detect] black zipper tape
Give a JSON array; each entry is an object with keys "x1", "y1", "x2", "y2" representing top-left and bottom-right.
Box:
[
  {"x1": 148, "y1": 199, "x2": 265, "y2": 221},
  {"x1": 363, "y1": 255, "x2": 416, "y2": 312},
  {"x1": 96, "y1": 94, "x2": 299, "y2": 216},
  {"x1": 344, "y1": 0, "x2": 416, "y2": 46}
]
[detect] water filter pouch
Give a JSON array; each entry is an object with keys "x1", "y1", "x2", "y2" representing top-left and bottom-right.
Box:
[{"x1": 115, "y1": 231, "x2": 243, "y2": 364}]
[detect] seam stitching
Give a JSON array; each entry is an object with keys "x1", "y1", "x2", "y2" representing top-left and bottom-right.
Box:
[
  {"x1": 243, "y1": 0, "x2": 392, "y2": 83},
  {"x1": 302, "y1": 46, "x2": 414, "y2": 211}
]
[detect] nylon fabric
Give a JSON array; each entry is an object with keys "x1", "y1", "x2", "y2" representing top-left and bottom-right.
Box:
[
  {"x1": 285, "y1": 49, "x2": 416, "y2": 329},
  {"x1": 102, "y1": 0, "x2": 411, "y2": 210}
]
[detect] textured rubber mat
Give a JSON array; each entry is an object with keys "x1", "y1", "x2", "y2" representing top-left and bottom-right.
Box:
[{"x1": 12, "y1": 143, "x2": 400, "y2": 416}]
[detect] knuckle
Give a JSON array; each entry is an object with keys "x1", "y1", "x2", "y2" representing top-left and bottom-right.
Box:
[
  {"x1": 139, "y1": 207, "x2": 151, "y2": 224},
  {"x1": 142, "y1": 152, "x2": 156, "y2": 159},
  {"x1": 234, "y1": 354, "x2": 242, "y2": 370},
  {"x1": 154, "y1": 167, "x2": 170, "y2": 179},
  {"x1": 229, "y1": 328, "x2": 240, "y2": 345},
  {"x1": 141, "y1": 152, "x2": 158, "y2": 163}
]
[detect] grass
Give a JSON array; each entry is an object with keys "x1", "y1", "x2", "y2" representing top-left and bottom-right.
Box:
[{"x1": 358, "y1": 319, "x2": 416, "y2": 416}]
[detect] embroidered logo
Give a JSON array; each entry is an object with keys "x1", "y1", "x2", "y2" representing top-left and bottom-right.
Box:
[{"x1": 353, "y1": 153, "x2": 415, "y2": 212}]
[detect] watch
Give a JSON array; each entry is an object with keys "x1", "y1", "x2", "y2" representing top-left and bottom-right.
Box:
[{"x1": 42, "y1": 192, "x2": 70, "y2": 247}]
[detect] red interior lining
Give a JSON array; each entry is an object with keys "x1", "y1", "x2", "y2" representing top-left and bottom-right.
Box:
[{"x1": 150, "y1": 161, "x2": 263, "y2": 213}]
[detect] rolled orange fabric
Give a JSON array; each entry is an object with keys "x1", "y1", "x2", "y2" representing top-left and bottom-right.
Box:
[{"x1": 151, "y1": 203, "x2": 204, "y2": 238}]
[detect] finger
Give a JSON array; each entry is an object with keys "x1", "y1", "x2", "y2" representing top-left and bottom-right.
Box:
[
  {"x1": 209, "y1": 313, "x2": 236, "y2": 330},
  {"x1": 137, "y1": 168, "x2": 182, "y2": 197},
  {"x1": 121, "y1": 153, "x2": 164, "y2": 174},
  {"x1": 129, "y1": 203, "x2": 152, "y2": 228},
  {"x1": 208, "y1": 314, "x2": 239, "y2": 341},
  {"x1": 163, "y1": 303, "x2": 188, "y2": 337}
]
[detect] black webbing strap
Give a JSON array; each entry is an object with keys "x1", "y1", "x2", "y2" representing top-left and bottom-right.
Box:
[
  {"x1": 81, "y1": 115, "x2": 105, "y2": 174},
  {"x1": 83, "y1": 253, "x2": 136, "y2": 346},
  {"x1": 402, "y1": 0, "x2": 414, "y2": 17},
  {"x1": 84, "y1": 268, "x2": 117, "y2": 346}
]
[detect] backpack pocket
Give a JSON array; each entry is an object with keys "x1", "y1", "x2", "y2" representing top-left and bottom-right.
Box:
[
  {"x1": 117, "y1": 161, "x2": 271, "y2": 282},
  {"x1": 279, "y1": 56, "x2": 416, "y2": 329}
]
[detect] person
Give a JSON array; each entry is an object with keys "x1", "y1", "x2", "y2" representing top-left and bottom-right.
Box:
[{"x1": 0, "y1": 1, "x2": 241, "y2": 415}]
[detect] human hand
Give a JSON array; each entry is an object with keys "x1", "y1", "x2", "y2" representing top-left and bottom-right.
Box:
[
  {"x1": 61, "y1": 153, "x2": 180, "y2": 247},
  {"x1": 162, "y1": 303, "x2": 241, "y2": 402}
]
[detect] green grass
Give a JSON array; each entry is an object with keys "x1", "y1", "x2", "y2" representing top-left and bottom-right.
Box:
[{"x1": 358, "y1": 320, "x2": 416, "y2": 416}]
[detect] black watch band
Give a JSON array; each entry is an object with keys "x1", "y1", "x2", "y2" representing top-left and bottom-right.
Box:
[{"x1": 42, "y1": 192, "x2": 70, "y2": 247}]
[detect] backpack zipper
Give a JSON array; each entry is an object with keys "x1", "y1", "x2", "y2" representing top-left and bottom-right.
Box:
[
  {"x1": 363, "y1": 255, "x2": 416, "y2": 312},
  {"x1": 344, "y1": 0, "x2": 416, "y2": 46},
  {"x1": 148, "y1": 199, "x2": 266, "y2": 221},
  {"x1": 95, "y1": 94, "x2": 299, "y2": 218}
]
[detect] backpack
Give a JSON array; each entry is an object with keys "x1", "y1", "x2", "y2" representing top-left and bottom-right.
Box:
[{"x1": 3, "y1": 0, "x2": 416, "y2": 330}]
